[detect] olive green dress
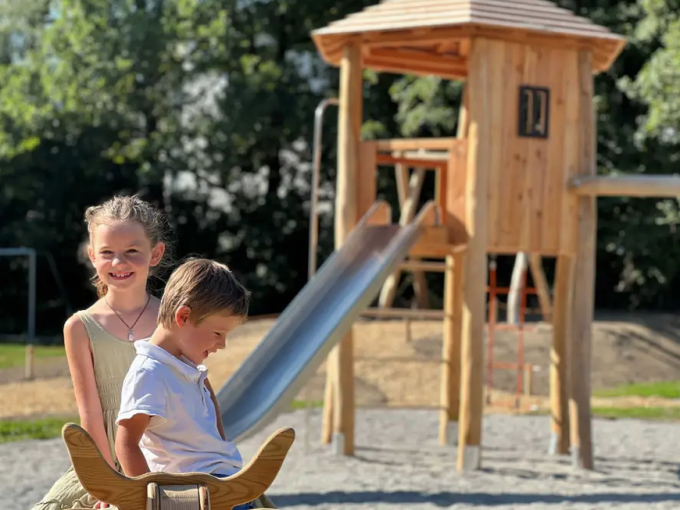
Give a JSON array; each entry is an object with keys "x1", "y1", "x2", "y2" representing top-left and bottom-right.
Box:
[{"x1": 31, "y1": 311, "x2": 276, "y2": 510}]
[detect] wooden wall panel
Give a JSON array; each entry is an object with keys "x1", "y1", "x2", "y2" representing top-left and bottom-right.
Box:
[{"x1": 471, "y1": 38, "x2": 580, "y2": 256}]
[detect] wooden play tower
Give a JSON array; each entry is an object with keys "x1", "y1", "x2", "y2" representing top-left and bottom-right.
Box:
[{"x1": 311, "y1": 0, "x2": 630, "y2": 472}]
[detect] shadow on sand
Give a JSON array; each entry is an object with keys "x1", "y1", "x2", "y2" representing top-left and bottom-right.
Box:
[{"x1": 269, "y1": 490, "x2": 680, "y2": 507}]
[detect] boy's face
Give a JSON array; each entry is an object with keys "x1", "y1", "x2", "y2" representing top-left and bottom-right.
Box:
[{"x1": 175, "y1": 308, "x2": 245, "y2": 365}]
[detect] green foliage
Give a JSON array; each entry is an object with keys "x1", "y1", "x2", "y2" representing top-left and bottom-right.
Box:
[{"x1": 3, "y1": 0, "x2": 680, "y2": 338}]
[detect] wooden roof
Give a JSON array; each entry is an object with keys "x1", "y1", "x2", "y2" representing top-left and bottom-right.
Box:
[{"x1": 311, "y1": 0, "x2": 626, "y2": 77}]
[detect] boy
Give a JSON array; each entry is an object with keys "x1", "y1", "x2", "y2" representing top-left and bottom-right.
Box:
[{"x1": 115, "y1": 258, "x2": 251, "y2": 494}]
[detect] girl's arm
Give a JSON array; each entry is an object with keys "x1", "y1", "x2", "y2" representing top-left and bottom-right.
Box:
[
  {"x1": 63, "y1": 315, "x2": 116, "y2": 468},
  {"x1": 205, "y1": 378, "x2": 226, "y2": 441}
]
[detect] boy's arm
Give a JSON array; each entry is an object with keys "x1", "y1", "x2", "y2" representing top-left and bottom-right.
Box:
[
  {"x1": 205, "y1": 378, "x2": 226, "y2": 441},
  {"x1": 115, "y1": 413, "x2": 152, "y2": 477}
]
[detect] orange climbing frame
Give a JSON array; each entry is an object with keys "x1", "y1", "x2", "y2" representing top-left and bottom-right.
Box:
[{"x1": 486, "y1": 256, "x2": 538, "y2": 407}]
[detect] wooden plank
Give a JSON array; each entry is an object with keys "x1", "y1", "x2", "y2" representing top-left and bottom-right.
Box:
[
  {"x1": 529, "y1": 254, "x2": 553, "y2": 322},
  {"x1": 549, "y1": 254, "x2": 572, "y2": 455},
  {"x1": 570, "y1": 175, "x2": 680, "y2": 197},
  {"x1": 484, "y1": 39, "x2": 504, "y2": 248},
  {"x1": 446, "y1": 97, "x2": 469, "y2": 244},
  {"x1": 376, "y1": 154, "x2": 446, "y2": 169},
  {"x1": 569, "y1": 49, "x2": 596, "y2": 471},
  {"x1": 324, "y1": 9, "x2": 612, "y2": 37},
  {"x1": 559, "y1": 52, "x2": 581, "y2": 256},
  {"x1": 542, "y1": 49, "x2": 568, "y2": 254},
  {"x1": 362, "y1": 0, "x2": 586, "y2": 18},
  {"x1": 440, "y1": 252, "x2": 464, "y2": 445},
  {"x1": 395, "y1": 153, "x2": 409, "y2": 208},
  {"x1": 517, "y1": 45, "x2": 538, "y2": 251},
  {"x1": 362, "y1": 308, "x2": 444, "y2": 320},
  {"x1": 316, "y1": 25, "x2": 622, "y2": 75},
  {"x1": 527, "y1": 46, "x2": 549, "y2": 253},
  {"x1": 376, "y1": 138, "x2": 456, "y2": 151},
  {"x1": 457, "y1": 36, "x2": 490, "y2": 472},
  {"x1": 357, "y1": 142, "x2": 377, "y2": 219},
  {"x1": 363, "y1": 57, "x2": 467, "y2": 81},
  {"x1": 378, "y1": 168, "x2": 427, "y2": 308},
  {"x1": 499, "y1": 42, "x2": 528, "y2": 250}
]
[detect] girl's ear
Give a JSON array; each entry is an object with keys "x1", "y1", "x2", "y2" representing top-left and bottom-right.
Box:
[
  {"x1": 150, "y1": 242, "x2": 166, "y2": 267},
  {"x1": 87, "y1": 245, "x2": 96, "y2": 266}
]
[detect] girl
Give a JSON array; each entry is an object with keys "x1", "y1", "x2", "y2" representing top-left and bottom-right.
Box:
[
  {"x1": 32, "y1": 195, "x2": 172, "y2": 510},
  {"x1": 33, "y1": 195, "x2": 276, "y2": 510}
]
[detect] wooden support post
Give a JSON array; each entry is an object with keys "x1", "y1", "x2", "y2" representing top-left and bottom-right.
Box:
[
  {"x1": 321, "y1": 43, "x2": 362, "y2": 456},
  {"x1": 440, "y1": 252, "x2": 464, "y2": 445},
  {"x1": 569, "y1": 49, "x2": 596, "y2": 470},
  {"x1": 457, "y1": 39, "x2": 489, "y2": 472},
  {"x1": 379, "y1": 167, "x2": 428, "y2": 308},
  {"x1": 440, "y1": 83, "x2": 468, "y2": 447},
  {"x1": 529, "y1": 254, "x2": 553, "y2": 322},
  {"x1": 320, "y1": 362, "x2": 333, "y2": 444},
  {"x1": 549, "y1": 254, "x2": 572, "y2": 455}
]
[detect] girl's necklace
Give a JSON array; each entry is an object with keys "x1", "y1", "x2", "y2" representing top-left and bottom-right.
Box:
[{"x1": 104, "y1": 293, "x2": 151, "y2": 341}]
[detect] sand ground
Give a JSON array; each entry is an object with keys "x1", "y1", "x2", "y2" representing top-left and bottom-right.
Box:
[{"x1": 3, "y1": 312, "x2": 680, "y2": 419}]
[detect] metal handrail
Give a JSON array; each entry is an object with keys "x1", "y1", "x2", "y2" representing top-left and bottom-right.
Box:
[{"x1": 308, "y1": 97, "x2": 339, "y2": 281}]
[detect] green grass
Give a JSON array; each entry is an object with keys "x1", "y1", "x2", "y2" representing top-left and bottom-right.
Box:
[
  {"x1": 592, "y1": 406, "x2": 680, "y2": 420},
  {"x1": 0, "y1": 416, "x2": 78, "y2": 443},
  {"x1": 290, "y1": 400, "x2": 323, "y2": 410},
  {"x1": 0, "y1": 343, "x2": 66, "y2": 370},
  {"x1": 593, "y1": 381, "x2": 680, "y2": 399}
]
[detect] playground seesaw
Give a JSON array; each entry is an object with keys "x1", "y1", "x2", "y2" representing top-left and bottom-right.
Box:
[{"x1": 60, "y1": 423, "x2": 295, "y2": 510}]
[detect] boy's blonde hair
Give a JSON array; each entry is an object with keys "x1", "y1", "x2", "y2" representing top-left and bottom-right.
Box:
[{"x1": 158, "y1": 258, "x2": 250, "y2": 328}]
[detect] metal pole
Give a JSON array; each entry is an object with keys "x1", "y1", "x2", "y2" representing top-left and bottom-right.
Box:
[
  {"x1": 305, "y1": 97, "x2": 339, "y2": 453},
  {"x1": 26, "y1": 248, "x2": 36, "y2": 380},
  {"x1": 308, "y1": 97, "x2": 339, "y2": 281}
]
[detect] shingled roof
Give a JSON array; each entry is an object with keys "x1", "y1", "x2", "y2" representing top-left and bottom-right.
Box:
[{"x1": 311, "y1": 0, "x2": 626, "y2": 76}]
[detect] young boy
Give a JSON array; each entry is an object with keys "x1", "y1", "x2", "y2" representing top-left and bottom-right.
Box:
[{"x1": 115, "y1": 258, "x2": 251, "y2": 492}]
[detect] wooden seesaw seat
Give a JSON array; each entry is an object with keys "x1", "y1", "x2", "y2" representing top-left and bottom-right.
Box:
[{"x1": 61, "y1": 423, "x2": 295, "y2": 510}]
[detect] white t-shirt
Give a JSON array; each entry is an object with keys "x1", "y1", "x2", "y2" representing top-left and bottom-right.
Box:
[{"x1": 116, "y1": 341, "x2": 243, "y2": 476}]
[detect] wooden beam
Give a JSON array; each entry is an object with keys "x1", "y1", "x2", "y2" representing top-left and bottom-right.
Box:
[
  {"x1": 440, "y1": 252, "x2": 464, "y2": 445},
  {"x1": 323, "y1": 44, "x2": 362, "y2": 457},
  {"x1": 529, "y1": 255, "x2": 553, "y2": 322},
  {"x1": 457, "y1": 38, "x2": 489, "y2": 472},
  {"x1": 400, "y1": 260, "x2": 446, "y2": 272},
  {"x1": 376, "y1": 154, "x2": 446, "y2": 169},
  {"x1": 569, "y1": 49, "x2": 596, "y2": 470},
  {"x1": 361, "y1": 308, "x2": 444, "y2": 320},
  {"x1": 570, "y1": 175, "x2": 680, "y2": 198},
  {"x1": 408, "y1": 225, "x2": 467, "y2": 258},
  {"x1": 549, "y1": 254, "x2": 572, "y2": 455},
  {"x1": 440, "y1": 83, "x2": 468, "y2": 446},
  {"x1": 363, "y1": 57, "x2": 466, "y2": 81},
  {"x1": 375, "y1": 138, "x2": 456, "y2": 151},
  {"x1": 378, "y1": 167, "x2": 427, "y2": 308}
]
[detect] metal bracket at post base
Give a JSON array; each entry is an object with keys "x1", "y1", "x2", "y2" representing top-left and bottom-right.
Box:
[{"x1": 332, "y1": 432, "x2": 345, "y2": 456}]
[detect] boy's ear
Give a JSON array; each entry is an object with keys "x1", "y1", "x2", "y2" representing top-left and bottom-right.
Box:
[
  {"x1": 150, "y1": 242, "x2": 166, "y2": 267},
  {"x1": 174, "y1": 305, "x2": 191, "y2": 327}
]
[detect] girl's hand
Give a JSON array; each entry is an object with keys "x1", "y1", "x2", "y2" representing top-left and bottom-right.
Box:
[{"x1": 94, "y1": 501, "x2": 110, "y2": 509}]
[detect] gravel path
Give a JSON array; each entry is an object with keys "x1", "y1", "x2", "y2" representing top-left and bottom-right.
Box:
[{"x1": 3, "y1": 409, "x2": 680, "y2": 510}]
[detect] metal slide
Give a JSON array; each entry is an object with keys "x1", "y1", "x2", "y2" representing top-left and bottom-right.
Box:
[{"x1": 216, "y1": 202, "x2": 434, "y2": 443}]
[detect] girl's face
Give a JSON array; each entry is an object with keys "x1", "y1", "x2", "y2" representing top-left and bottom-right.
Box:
[{"x1": 88, "y1": 220, "x2": 165, "y2": 295}]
